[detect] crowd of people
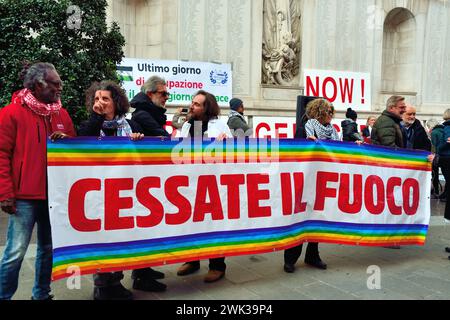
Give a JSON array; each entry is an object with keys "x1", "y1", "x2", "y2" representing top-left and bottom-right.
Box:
[{"x1": 0, "y1": 62, "x2": 448, "y2": 300}]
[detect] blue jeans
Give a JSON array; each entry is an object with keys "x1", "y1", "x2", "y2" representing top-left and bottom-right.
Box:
[{"x1": 0, "y1": 200, "x2": 53, "y2": 300}]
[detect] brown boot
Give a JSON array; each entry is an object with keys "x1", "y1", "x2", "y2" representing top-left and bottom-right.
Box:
[
  {"x1": 177, "y1": 262, "x2": 200, "y2": 276},
  {"x1": 204, "y1": 270, "x2": 225, "y2": 283}
]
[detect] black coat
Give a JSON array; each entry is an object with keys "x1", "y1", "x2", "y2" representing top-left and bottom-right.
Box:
[
  {"x1": 341, "y1": 119, "x2": 362, "y2": 142},
  {"x1": 78, "y1": 112, "x2": 143, "y2": 137},
  {"x1": 130, "y1": 92, "x2": 169, "y2": 137},
  {"x1": 404, "y1": 119, "x2": 432, "y2": 151}
]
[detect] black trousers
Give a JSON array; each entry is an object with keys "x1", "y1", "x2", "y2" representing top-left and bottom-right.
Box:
[
  {"x1": 432, "y1": 157, "x2": 442, "y2": 195},
  {"x1": 284, "y1": 242, "x2": 320, "y2": 265},
  {"x1": 441, "y1": 157, "x2": 450, "y2": 220},
  {"x1": 185, "y1": 258, "x2": 226, "y2": 272},
  {"x1": 440, "y1": 156, "x2": 450, "y2": 198}
]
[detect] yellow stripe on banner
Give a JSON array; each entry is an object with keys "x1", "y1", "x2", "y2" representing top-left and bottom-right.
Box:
[{"x1": 52, "y1": 234, "x2": 425, "y2": 276}]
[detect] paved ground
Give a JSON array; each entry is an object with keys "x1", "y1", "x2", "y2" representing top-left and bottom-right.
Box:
[{"x1": 1, "y1": 200, "x2": 449, "y2": 300}]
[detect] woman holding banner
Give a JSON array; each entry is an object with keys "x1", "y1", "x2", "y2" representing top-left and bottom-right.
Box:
[
  {"x1": 284, "y1": 98, "x2": 339, "y2": 273},
  {"x1": 78, "y1": 80, "x2": 167, "y2": 300}
]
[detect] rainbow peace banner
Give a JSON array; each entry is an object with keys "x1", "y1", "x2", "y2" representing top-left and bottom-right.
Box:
[{"x1": 47, "y1": 137, "x2": 431, "y2": 281}]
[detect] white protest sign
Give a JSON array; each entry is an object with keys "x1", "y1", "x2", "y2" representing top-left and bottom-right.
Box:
[
  {"x1": 304, "y1": 69, "x2": 371, "y2": 111},
  {"x1": 117, "y1": 58, "x2": 233, "y2": 106}
]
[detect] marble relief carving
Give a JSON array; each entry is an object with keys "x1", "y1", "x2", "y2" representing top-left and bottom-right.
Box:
[
  {"x1": 179, "y1": 0, "x2": 203, "y2": 60},
  {"x1": 228, "y1": 0, "x2": 250, "y2": 95},
  {"x1": 262, "y1": 0, "x2": 301, "y2": 86},
  {"x1": 424, "y1": 3, "x2": 445, "y2": 103}
]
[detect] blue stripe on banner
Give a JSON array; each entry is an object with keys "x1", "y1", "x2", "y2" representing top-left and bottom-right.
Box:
[{"x1": 53, "y1": 220, "x2": 428, "y2": 262}]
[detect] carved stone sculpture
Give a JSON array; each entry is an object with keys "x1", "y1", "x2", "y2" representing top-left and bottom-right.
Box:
[{"x1": 262, "y1": 0, "x2": 301, "y2": 86}]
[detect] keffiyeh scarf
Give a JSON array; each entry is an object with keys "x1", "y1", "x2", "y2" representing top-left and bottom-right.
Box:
[
  {"x1": 17, "y1": 88, "x2": 62, "y2": 116},
  {"x1": 305, "y1": 119, "x2": 340, "y2": 141}
]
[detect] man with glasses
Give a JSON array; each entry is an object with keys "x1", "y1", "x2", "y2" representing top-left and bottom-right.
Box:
[
  {"x1": 0, "y1": 62, "x2": 75, "y2": 300},
  {"x1": 129, "y1": 75, "x2": 169, "y2": 292},
  {"x1": 131, "y1": 75, "x2": 170, "y2": 137},
  {"x1": 371, "y1": 95, "x2": 409, "y2": 249},
  {"x1": 371, "y1": 95, "x2": 407, "y2": 148}
]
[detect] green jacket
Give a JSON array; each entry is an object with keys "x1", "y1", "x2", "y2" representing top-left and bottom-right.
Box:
[
  {"x1": 371, "y1": 110, "x2": 405, "y2": 148},
  {"x1": 431, "y1": 121, "x2": 450, "y2": 156}
]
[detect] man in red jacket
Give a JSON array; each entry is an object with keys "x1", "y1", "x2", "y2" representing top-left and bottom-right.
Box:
[{"x1": 0, "y1": 62, "x2": 75, "y2": 300}]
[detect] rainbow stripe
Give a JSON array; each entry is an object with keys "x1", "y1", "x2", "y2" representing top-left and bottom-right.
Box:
[
  {"x1": 51, "y1": 220, "x2": 427, "y2": 281},
  {"x1": 48, "y1": 138, "x2": 431, "y2": 280},
  {"x1": 47, "y1": 137, "x2": 431, "y2": 171}
]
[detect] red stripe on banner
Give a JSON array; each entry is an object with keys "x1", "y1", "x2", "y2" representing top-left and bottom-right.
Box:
[{"x1": 48, "y1": 158, "x2": 430, "y2": 171}]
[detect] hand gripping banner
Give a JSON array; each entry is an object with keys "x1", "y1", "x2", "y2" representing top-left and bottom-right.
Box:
[{"x1": 47, "y1": 137, "x2": 431, "y2": 280}]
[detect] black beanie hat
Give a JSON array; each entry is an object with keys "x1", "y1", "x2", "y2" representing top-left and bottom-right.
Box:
[
  {"x1": 346, "y1": 108, "x2": 357, "y2": 120},
  {"x1": 229, "y1": 98, "x2": 243, "y2": 111}
]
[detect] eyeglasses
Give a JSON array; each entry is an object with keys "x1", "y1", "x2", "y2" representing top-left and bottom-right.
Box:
[
  {"x1": 154, "y1": 90, "x2": 170, "y2": 97},
  {"x1": 46, "y1": 79, "x2": 63, "y2": 87}
]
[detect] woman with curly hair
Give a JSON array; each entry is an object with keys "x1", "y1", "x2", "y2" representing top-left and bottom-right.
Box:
[
  {"x1": 78, "y1": 81, "x2": 166, "y2": 300},
  {"x1": 284, "y1": 98, "x2": 339, "y2": 273},
  {"x1": 79, "y1": 81, "x2": 143, "y2": 138}
]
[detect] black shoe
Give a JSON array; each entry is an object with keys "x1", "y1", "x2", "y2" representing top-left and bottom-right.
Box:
[
  {"x1": 445, "y1": 247, "x2": 450, "y2": 253},
  {"x1": 147, "y1": 268, "x2": 165, "y2": 279},
  {"x1": 283, "y1": 263, "x2": 295, "y2": 273},
  {"x1": 31, "y1": 294, "x2": 54, "y2": 300},
  {"x1": 93, "y1": 284, "x2": 133, "y2": 300},
  {"x1": 305, "y1": 258, "x2": 327, "y2": 270},
  {"x1": 133, "y1": 278, "x2": 167, "y2": 292},
  {"x1": 131, "y1": 267, "x2": 165, "y2": 280}
]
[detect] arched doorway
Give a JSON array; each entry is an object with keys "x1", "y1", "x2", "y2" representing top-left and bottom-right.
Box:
[{"x1": 381, "y1": 8, "x2": 416, "y2": 94}]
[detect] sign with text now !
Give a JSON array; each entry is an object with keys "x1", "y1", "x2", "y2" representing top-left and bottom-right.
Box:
[
  {"x1": 304, "y1": 69, "x2": 372, "y2": 111},
  {"x1": 47, "y1": 138, "x2": 430, "y2": 281}
]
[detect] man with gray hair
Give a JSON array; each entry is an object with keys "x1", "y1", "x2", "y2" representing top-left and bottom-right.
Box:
[
  {"x1": 0, "y1": 62, "x2": 75, "y2": 300},
  {"x1": 129, "y1": 75, "x2": 169, "y2": 292},
  {"x1": 131, "y1": 75, "x2": 170, "y2": 137},
  {"x1": 371, "y1": 95, "x2": 407, "y2": 148},
  {"x1": 401, "y1": 105, "x2": 431, "y2": 151},
  {"x1": 371, "y1": 95, "x2": 408, "y2": 250}
]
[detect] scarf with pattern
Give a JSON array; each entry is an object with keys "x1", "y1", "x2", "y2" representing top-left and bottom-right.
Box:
[
  {"x1": 305, "y1": 119, "x2": 340, "y2": 141},
  {"x1": 101, "y1": 115, "x2": 133, "y2": 137},
  {"x1": 17, "y1": 88, "x2": 62, "y2": 116}
]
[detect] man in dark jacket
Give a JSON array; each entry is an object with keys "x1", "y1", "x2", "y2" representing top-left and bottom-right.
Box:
[
  {"x1": 401, "y1": 105, "x2": 431, "y2": 151},
  {"x1": 227, "y1": 98, "x2": 251, "y2": 137},
  {"x1": 371, "y1": 95, "x2": 407, "y2": 148},
  {"x1": 129, "y1": 76, "x2": 169, "y2": 292},
  {"x1": 131, "y1": 75, "x2": 170, "y2": 137}
]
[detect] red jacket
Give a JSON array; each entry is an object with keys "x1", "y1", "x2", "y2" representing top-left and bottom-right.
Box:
[{"x1": 0, "y1": 94, "x2": 76, "y2": 201}]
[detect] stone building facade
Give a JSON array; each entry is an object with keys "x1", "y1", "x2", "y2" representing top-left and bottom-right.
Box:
[{"x1": 106, "y1": 0, "x2": 450, "y2": 120}]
